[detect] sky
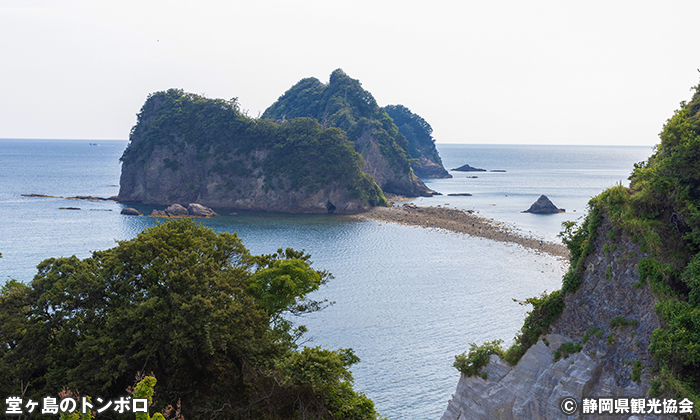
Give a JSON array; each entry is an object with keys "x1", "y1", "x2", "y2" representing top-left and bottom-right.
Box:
[{"x1": 2, "y1": 1, "x2": 700, "y2": 146}]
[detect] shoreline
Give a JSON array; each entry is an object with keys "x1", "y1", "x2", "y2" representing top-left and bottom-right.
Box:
[{"x1": 353, "y1": 204, "x2": 571, "y2": 260}]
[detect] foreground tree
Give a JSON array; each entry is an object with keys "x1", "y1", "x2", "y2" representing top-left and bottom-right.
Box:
[{"x1": 0, "y1": 218, "x2": 380, "y2": 419}]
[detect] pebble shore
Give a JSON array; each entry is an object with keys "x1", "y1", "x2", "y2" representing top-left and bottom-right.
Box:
[{"x1": 354, "y1": 204, "x2": 570, "y2": 260}]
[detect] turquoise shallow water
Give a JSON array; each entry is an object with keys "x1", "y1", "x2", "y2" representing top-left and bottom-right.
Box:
[{"x1": 0, "y1": 139, "x2": 652, "y2": 419}]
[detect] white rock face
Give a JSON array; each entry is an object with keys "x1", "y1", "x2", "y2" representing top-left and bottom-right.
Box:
[
  {"x1": 441, "y1": 217, "x2": 679, "y2": 420},
  {"x1": 441, "y1": 334, "x2": 673, "y2": 420}
]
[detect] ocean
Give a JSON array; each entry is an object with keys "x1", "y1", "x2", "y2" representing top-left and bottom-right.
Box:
[{"x1": 0, "y1": 139, "x2": 653, "y2": 419}]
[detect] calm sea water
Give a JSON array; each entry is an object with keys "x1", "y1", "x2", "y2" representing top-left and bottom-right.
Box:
[{"x1": 0, "y1": 139, "x2": 652, "y2": 419}]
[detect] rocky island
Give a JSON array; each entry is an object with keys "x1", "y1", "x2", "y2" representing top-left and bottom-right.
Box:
[
  {"x1": 524, "y1": 194, "x2": 566, "y2": 214},
  {"x1": 118, "y1": 70, "x2": 449, "y2": 213},
  {"x1": 442, "y1": 81, "x2": 700, "y2": 419},
  {"x1": 451, "y1": 163, "x2": 487, "y2": 172}
]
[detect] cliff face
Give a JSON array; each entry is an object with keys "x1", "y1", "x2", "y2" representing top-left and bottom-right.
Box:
[
  {"x1": 383, "y1": 104, "x2": 451, "y2": 179},
  {"x1": 119, "y1": 146, "x2": 368, "y2": 213},
  {"x1": 118, "y1": 90, "x2": 386, "y2": 213},
  {"x1": 442, "y1": 217, "x2": 667, "y2": 420}
]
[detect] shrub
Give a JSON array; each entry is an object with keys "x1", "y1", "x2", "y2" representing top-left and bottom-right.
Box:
[
  {"x1": 453, "y1": 340, "x2": 504, "y2": 377},
  {"x1": 552, "y1": 342, "x2": 582, "y2": 362},
  {"x1": 609, "y1": 316, "x2": 639, "y2": 329}
]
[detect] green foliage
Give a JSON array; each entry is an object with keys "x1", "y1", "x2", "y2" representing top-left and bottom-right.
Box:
[
  {"x1": 248, "y1": 247, "x2": 330, "y2": 319},
  {"x1": 636, "y1": 257, "x2": 678, "y2": 297},
  {"x1": 453, "y1": 340, "x2": 503, "y2": 377},
  {"x1": 0, "y1": 219, "x2": 381, "y2": 419},
  {"x1": 559, "y1": 207, "x2": 603, "y2": 294},
  {"x1": 649, "y1": 367, "x2": 700, "y2": 419},
  {"x1": 383, "y1": 104, "x2": 446, "y2": 176},
  {"x1": 581, "y1": 326, "x2": 603, "y2": 344},
  {"x1": 263, "y1": 69, "x2": 415, "y2": 177},
  {"x1": 501, "y1": 290, "x2": 565, "y2": 365},
  {"x1": 275, "y1": 345, "x2": 379, "y2": 418},
  {"x1": 603, "y1": 243, "x2": 617, "y2": 257},
  {"x1": 651, "y1": 299, "x2": 700, "y2": 371},
  {"x1": 632, "y1": 359, "x2": 642, "y2": 383},
  {"x1": 261, "y1": 118, "x2": 387, "y2": 206},
  {"x1": 57, "y1": 376, "x2": 174, "y2": 420},
  {"x1": 552, "y1": 342, "x2": 582, "y2": 362},
  {"x1": 609, "y1": 316, "x2": 639, "y2": 329},
  {"x1": 58, "y1": 397, "x2": 95, "y2": 420}
]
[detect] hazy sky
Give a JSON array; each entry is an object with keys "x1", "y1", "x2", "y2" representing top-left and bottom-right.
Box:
[{"x1": 2, "y1": 1, "x2": 699, "y2": 145}]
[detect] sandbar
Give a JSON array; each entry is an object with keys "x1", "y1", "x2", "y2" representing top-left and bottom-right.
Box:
[{"x1": 354, "y1": 204, "x2": 570, "y2": 260}]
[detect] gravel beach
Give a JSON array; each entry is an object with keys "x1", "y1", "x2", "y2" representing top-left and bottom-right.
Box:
[{"x1": 354, "y1": 204, "x2": 570, "y2": 260}]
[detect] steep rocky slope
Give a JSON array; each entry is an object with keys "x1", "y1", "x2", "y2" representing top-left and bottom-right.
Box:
[
  {"x1": 442, "y1": 217, "x2": 666, "y2": 419},
  {"x1": 384, "y1": 104, "x2": 451, "y2": 178},
  {"x1": 262, "y1": 69, "x2": 440, "y2": 194}
]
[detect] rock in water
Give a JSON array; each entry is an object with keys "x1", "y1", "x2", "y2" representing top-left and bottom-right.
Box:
[
  {"x1": 187, "y1": 203, "x2": 218, "y2": 217},
  {"x1": 151, "y1": 203, "x2": 218, "y2": 218},
  {"x1": 451, "y1": 164, "x2": 486, "y2": 172},
  {"x1": 523, "y1": 195, "x2": 564, "y2": 214},
  {"x1": 164, "y1": 203, "x2": 189, "y2": 216},
  {"x1": 120, "y1": 207, "x2": 142, "y2": 216}
]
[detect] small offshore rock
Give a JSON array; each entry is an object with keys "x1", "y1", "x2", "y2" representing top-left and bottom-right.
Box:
[
  {"x1": 150, "y1": 203, "x2": 218, "y2": 218},
  {"x1": 447, "y1": 193, "x2": 472, "y2": 197},
  {"x1": 165, "y1": 204, "x2": 189, "y2": 216},
  {"x1": 120, "y1": 207, "x2": 142, "y2": 216},
  {"x1": 187, "y1": 203, "x2": 218, "y2": 217},
  {"x1": 59, "y1": 207, "x2": 81, "y2": 210},
  {"x1": 523, "y1": 195, "x2": 565, "y2": 214}
]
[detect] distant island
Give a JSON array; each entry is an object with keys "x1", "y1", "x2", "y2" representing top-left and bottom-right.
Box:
[
  {"x1": 118, "y1": 69, "x2": 449, "y2": 213},
  {"x1": 451, "y1": 163, "x2": 486, "y2": 172}
]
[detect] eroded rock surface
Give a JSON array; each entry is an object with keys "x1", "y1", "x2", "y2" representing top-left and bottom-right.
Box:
[{"x1": 442, "y1": 218, "x2": 672, "y2": 419}]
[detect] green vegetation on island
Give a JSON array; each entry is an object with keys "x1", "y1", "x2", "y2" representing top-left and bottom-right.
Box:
[
  {"x1": 0, "y1": 219, "x2": 382, "y2": 419},
  {"x1": 383, "y1": 104, "x2": 451, "y2": 178},
  {"x1": 262, "y1": 69, "x2": 442, "y2": 193},
  {"x1": 119, "y1": 70, "x2": 451, "y2": 211},
  {"x1": 119, "y1": 88, "x2": 386, "y2": 212},
  {"x1": 262, "y1": 70, "x2": 413, "y2": 176}
]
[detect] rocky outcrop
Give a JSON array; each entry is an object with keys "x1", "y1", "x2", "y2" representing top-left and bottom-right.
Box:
[
  {"x1": 262, "y1": 70, "x2": 437, "y2": 197},
  {"x1": 413, "y1": 155, "x2": 452, "y2": 178},
  {"x1": 118, "y1": 89, "x2": 386, "y2": 214},
  {"x1": 119, "y1": 145, "x2": 371, "y2": 214},
  {"x1": 442, "y1": 218, "x2": 669, "y2": 419},
  {"x1": 383, "y1": 104, "x2": 451, "y2": 179},
  {"x1": 451, "y1": 164, "x2": 487, "y2": 172},
  {"x1": 120, "y1": 207, "x2": 142, "y2": 216},
  {"x1": 22, "y1": 194, "x2": 118, "y2": 201},
  {"x1": 150, "y1": 203, "x2": 218, "y2": 218},
  {"x1": 187, "y1": 203, "x2": 218, "y2": 217},
  {"x1": 353, "y1": 124, "x2": 433, "y2": 197},
  {"x1": 524, "y1": 195, "x2": 565, "y2": 214}
]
